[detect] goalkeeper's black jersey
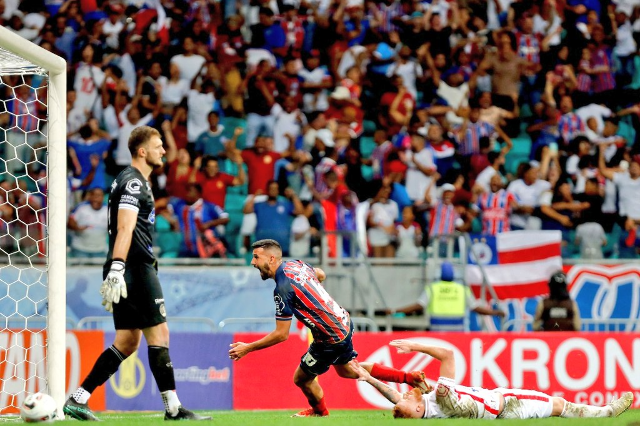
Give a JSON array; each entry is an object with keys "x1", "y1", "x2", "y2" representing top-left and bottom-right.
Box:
[{"x1": 106, "y1": 166, "x2": 156, "y2": 265}]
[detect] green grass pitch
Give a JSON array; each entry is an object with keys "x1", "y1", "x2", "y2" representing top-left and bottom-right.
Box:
[{"x1": 4, "y1": 409, "x2": 638, "y2": 425}]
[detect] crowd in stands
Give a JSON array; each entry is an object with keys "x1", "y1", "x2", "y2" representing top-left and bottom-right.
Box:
[{"x1": 1, "y1": 0, "x2": 640, "y2": 260}]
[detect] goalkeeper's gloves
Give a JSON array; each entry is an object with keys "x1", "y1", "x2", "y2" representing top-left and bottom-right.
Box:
[
  {"x1": 101, "y1": 298, "x2": 113, "y2": 313},
  {"x1": 100, "y1": 260, "x2": 128, "y2": 306}
]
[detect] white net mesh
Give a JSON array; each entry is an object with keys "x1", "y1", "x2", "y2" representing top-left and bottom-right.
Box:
[
  {"x1": 0, "y1": 51, "x2": 49, "y2": 414},
  {"x1": 0, "y1": 47, "x2": 46, "y2": 77}
]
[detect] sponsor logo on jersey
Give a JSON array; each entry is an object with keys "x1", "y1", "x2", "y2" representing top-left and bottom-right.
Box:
[
  {"x1": 148, "y1": 208, "x2": 156, "y2": 224},
  {"x1": 159, "y1": 303, "x2": 166, "y2": 317},
  {"x1": 111, "y1": 180, "x2": 117, "y2": 192},
  {"x1": 120, "y1": 194, "x2": 139, "y2": 205},
  {"x1": 125, "y1": 178, "x2": 142, "y2": 195},
  {"x1": 274, "y1": 295, "x2": 285, "y2": 315}
]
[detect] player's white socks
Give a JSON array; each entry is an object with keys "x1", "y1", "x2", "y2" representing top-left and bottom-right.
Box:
[
  {"x1": 561, "y1": 401, "x2": 612, "y2": 418},
  {"x1": 72, "y1": 387, "x2": 91, "y2": 404},
  {"x1": 161, "y1": 390, "x2": 181, "y2": 416}
]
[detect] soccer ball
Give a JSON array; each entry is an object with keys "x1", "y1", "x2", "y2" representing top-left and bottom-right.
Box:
[{"x1": 20, "y1": 393, "x2": 58, "y2": 423}]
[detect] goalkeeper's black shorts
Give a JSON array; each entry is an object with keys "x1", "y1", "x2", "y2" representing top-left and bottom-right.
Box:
[{"x1": 103, "y1": 261, "x2": 167, "y2": 330}]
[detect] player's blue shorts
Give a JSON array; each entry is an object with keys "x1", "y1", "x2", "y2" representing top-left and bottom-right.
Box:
[{"x1": 299, "y1": 321, "x2": 357, "y2": 376}]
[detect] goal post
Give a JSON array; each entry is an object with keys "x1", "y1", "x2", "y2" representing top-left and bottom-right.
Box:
[{"x1": 0, "y1": 26, "x2": 66, "y2": 415}]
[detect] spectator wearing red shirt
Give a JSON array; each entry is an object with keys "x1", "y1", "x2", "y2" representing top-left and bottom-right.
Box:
[
  {"x1": 194, "y1": 156, "x2": 246, "y2": 208},
  {"x1": 164, "y1": 122, "x2": 197, "y2": 200},
  {"x1": 233, "y1": 135, "x2": 283, "y2": 194},
  {"x1": 379, "y1": 75, "x2": 415, "y2": 137}
]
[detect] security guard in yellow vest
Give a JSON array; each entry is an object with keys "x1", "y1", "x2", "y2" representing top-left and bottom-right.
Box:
[{"x1": 390, "y1": 262, "x2": 505, "y2": 331}]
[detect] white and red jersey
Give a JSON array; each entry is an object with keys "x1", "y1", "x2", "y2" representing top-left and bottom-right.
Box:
[{"x1": 423, "y1": 377, "x2": 502, "y2": 419}]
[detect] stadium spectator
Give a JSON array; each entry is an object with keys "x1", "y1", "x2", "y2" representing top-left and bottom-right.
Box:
[
  {"x1": 194, "y1": 113, "x2": 238, "y2": 158},
  {"x1": 351, "y1": 340, "x2": 632, "y2": 419},
  {"x1": 243, "y1": 60, "x2": 277, "y2": 147},
  {"x1": 388, "y1": 262, "x2": 505, "y2": 330},
  {"x1": 234, "y1": 134, "x2": 282, "y2": 195},
  {"x1": 158, "y1": 63, "x2": 190, "y2": 112},
  {"x1": 507, "y1": 162, "x2": 551, "y2": 230},
  {"x1": 67, "y1": 119, "x2": 111, "y2": 191},
  {"x1": 395, "y1": 206, "x2": 422, "y2": 259},
  {"x1": 164, "y1": 122, "x2": 197, "y2": 201},
  {"x1": 367, "y1": 181, "x2": 399, "y2": 258},
  {"x1": 186, "y1": 64, "x2": 217, "y2": 144},
  {"x1": 243, "y1": 181, "x2": 304, "y2": 255},
  {"x1": 599, "y1": 149, "x2": 640, "y2": 249},
  {"x1": 534, "y1": 271, "x2": 581, "y2": 331},
  {"x1": 154, "y1": 196, "x2": 182, "y2": 259},
  {"x1": 68, "y1": 188, "x2": 108, "y2": 258},
  {"x1": 169, "y1": 36, "x2": 207, "y2": 83},
  {"x1": 477, "y1": 174, "x2": 519, "y2": 235},
  {"x1": 194, "y1": 156, "x2": 246, "y2": 209},
  {"x1": 403, "y1": 133, "x2": 437, "y2": 204},
  {"x1": 171, "y1": 184, "x2": 230, "y2": 258}
]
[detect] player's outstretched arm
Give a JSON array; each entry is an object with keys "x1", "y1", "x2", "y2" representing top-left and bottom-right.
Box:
[
  {"x1": 349, "y1": 360, "x2": 402, "y2": 404},
  {"x1": 390, "y1": 340, "x2": 455, "y2": 380},
  {"x1": 229, "y1": 319, "x2": 291, "y2": 361}
]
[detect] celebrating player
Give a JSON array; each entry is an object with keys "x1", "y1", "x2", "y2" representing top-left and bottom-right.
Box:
[
  {"x1": 228, "y1": 239, "x2": 430, "y2": 417},
  {"x1": 64, "y1": 125, "x2": 210, "y2": 421},
  {"x1": 351, "y1": 339, "x2": 633, "y2": 420}
]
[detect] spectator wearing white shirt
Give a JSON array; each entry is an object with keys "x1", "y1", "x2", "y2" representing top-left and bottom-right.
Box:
[
  {"x1": 506, "y1": 162, "x2": 551, "y2": 230},
  {"x1": 599, "y1": 150, "x2": 640, "y2": 239},
  {"x1": 102, "y1": 5, "x2": 124, "y2": 50},
  {"x1": 272, "y1": 96, "x2": 306, "y2": 153},
  {"x1": 187, "y1": 72, "x2": 216, "y2": 143},
  {"x1": 170, "y1": 36, "x2": 207, "y2": 83},
  {"x1": 403, "y1": 133, "x2": 438, "y2": 203},
  {"x1": 73, "y1": 45, "x2": 104, "y2": 117},
  {"x1": 114, "y1": 101, "x2": 157, "y2": 168},
  {"x1": 367, "y1": 182, "x2": 399, "y2": 258},
  {"x1": 159, "y1": 63, "x2": 190, "y2": 110},
  {"x1": 68, "y1": 188, "x2": 108, "y2": 258},
  {"x1": 612, "y1": 9, "x2": 638, "y2": 86},
  {"x1": 387, "y1": 46, "x2": 423, "y2": 100},
  {"x1": 474, "y1": 151, "x2": 505, "y2": 194},
  {"x1": 299, "y1": 50, "x2": 333, "y2": 113}
]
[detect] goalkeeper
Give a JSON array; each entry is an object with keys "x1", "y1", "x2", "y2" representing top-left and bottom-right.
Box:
[{"x1": 64, "y1": 124, "x2": 209, "y2": 421}]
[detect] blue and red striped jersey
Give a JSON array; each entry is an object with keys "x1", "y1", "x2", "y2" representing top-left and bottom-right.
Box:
[
  {"x1": 477, "y1": 189, "x2": 517, "y2": 235},
  {"x1": 274, "y1": 260, "x2": 350, "y2": 344}
]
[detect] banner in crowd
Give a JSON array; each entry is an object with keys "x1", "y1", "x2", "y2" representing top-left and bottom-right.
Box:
[
  {"x1": 103, "y1": 332, "x2": 233, "y2": 410},
  {"x1": 466, "y1": 231, "x2": 563, "y2": 299},
  {"x1": 233, "y1": 332, "x2": 640, "y2": 410},
  {"x1": 0, "y1": 331, "x2": 105, "y2": 414}
]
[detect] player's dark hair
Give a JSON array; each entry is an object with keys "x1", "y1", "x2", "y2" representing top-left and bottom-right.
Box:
[
  {"x1": 251, "y1": 239, "x2": 282, "y2": 254},
  {"x1": 128, "y1": 126, "x2": 161, "y2": 157}
]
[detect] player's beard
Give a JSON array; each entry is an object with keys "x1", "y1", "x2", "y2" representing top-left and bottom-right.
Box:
[{"x1": 256, "y1": 262, "x2": 271, "y2": 280}]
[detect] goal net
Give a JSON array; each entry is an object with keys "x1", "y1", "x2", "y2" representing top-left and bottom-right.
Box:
[{"x1": 0, "y1": 27, "x2": 66, "y2": 416}]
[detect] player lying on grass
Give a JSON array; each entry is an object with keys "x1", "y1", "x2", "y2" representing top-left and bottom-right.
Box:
[
  {"x1": 228, "y1": 239, "x2": 430, "y2": 417},
  {"x1": 350, "y1": 339, "x2": 633, "y2": 419}
]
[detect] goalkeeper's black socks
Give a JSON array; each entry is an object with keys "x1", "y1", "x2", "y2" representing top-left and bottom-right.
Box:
[
  {"x1": 79, "y1": 345, "x2": 127, "y2": 396},
  {"x1": 148, "y1": 346, "x2": 181, "y2": 415},
  {"x1": 148, "y1": 346, "x2": 177, "y2": 391}
]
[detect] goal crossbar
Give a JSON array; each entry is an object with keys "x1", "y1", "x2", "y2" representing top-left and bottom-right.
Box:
[{"x1": 0, "y1": 25, "x2": 67, "y2": 415}]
